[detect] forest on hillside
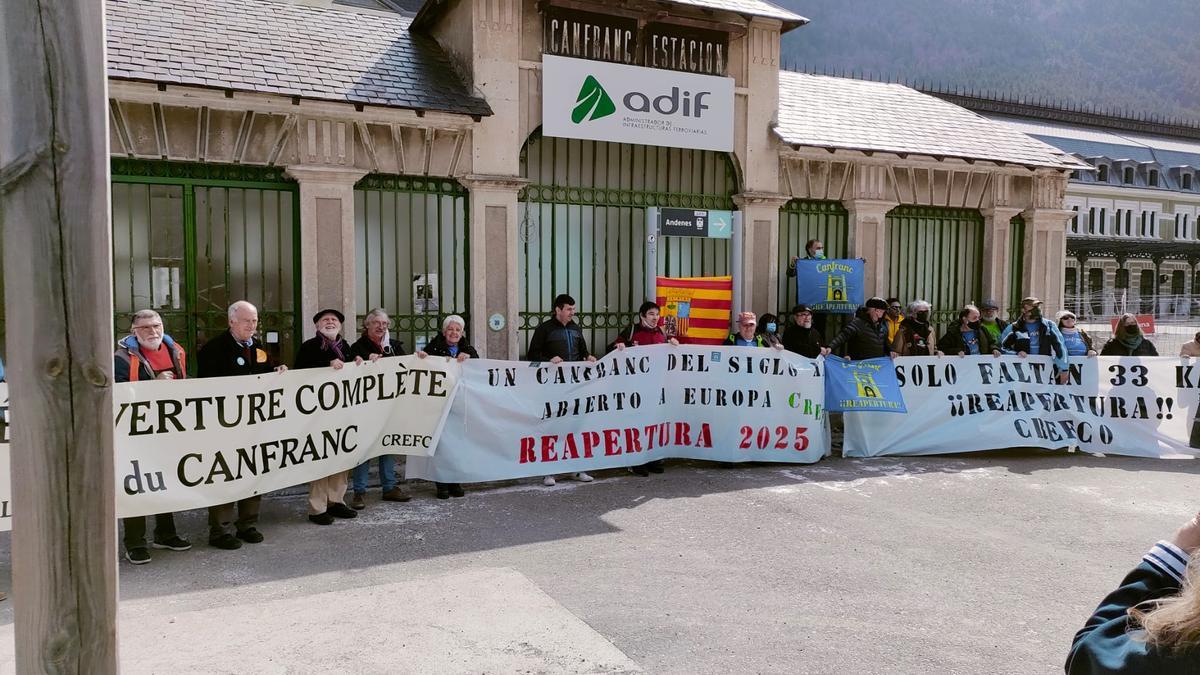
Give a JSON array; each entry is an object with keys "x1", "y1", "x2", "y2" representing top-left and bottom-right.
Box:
[{"x1": 776, "y1": 0, "x2": 1200, "y2": 120}]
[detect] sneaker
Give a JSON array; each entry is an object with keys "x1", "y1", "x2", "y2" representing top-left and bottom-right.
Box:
[
  {"x1": 542, "y1": 476, "x2": 556, "y2": 487},
  {"x1": 630, "y1": 465, "x2": 650, "y2": 477},
  {"x1": 308, "y1": 512, "x2": 335, "y2": 525},
  {"x1": 209, "y1": 533, "x2": 243, "y2": 550},
  {"x1": 449, "y1": 484, "x2": 465, "y2": 498},
  {"x1": 351, "y1": 492, "x2": 366, "y2": 510},
  {"x1": 435, "y1": 485, "x2": 451, "y2": 499},
  {"x1": 151, "y1": 535, "x2": 192, "y2": 552},
  {"x1": 236, "y1": 528, "x2": 264, "y2": 544},
  {"x1": 125, "y1": 548, "x2": 151, "y2": 565},
  {"x1": 381, "y1": 487, "x2": 412, "y2": 502},
  {"x1": 573, "y1": 472, "x2": 594, "y2": 483},
  {"x1": 327, "y1": 502, "x2": 358, "y2": 519}
]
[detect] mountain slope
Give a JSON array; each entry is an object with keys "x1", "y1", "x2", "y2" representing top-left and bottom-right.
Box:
[{"x1": 777, "y1": 0, "x2": 1200, "y2": 120}]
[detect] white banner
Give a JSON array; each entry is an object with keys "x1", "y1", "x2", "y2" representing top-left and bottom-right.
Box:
[
  {"x1": 541, "y1": 55, "x2": 735, "y2": 152},
  {"x1": 113, "y1": 356, "x2": 458, "y2": 517},
  {"x1": 408, "y1": 345, "x2": 829, "y2": 483},
  {"x1": 844, "y1": 356, "x2": 1200, "y2": 459}
]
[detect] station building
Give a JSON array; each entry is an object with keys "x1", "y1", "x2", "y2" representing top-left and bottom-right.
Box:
[{"x1": 100, "y1": 0, "x2": 1084, "y2": 363}]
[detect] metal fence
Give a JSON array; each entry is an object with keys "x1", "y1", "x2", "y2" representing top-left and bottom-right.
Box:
[
  {"x1": 886, "y1": 206, "x2": 985, "y2": 326},
  {"x1": 354, "y1": 175, "x2": 470, "y2": 354},
  {"x1": 517, "y1": 132, "x2": 737, "y2": 355},
  {"x1": 110, "y1": 160, "x2": 300, "y2": 371},
  {"x1": 1065, "y1": 292, "x2": 1200, "y2": 355}
]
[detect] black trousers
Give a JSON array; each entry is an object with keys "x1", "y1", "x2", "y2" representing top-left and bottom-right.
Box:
[{"x1": 122, "y1": 513, "x2": 177, "y2": 552}]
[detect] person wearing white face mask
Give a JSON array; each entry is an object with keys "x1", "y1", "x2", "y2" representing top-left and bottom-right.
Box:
[
  {"x1": 295, "y1": 308, "x2": 363, "y2": 525},
  {"x1": 787, "y1": 239, "x2": 829, "y2": 335}
]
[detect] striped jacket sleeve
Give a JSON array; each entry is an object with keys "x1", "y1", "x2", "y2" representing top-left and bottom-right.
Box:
[{"x1": 1065, "y1": 541, "x2": 1191, "y2": 674}]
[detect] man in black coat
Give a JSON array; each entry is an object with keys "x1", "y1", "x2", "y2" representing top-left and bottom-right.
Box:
[
  {"x1": 295, "y1": 308, "x2": 362, "y2": 525},
  {"x1": 197, "y1": 300, "x2": 286, "y2": 550},
  {"x1": 823, "y1": 297, "x2": 899, "y2": 361},
  {"x1": 527, "y1": 293, "x2": 596, "y2": 364},
  {"x1": 526, "y1": 294, "x2": 596, "y2": 486},
  {"x1": 782, "y1": 304, "x2": 823, "y2": 358},
  {"x1": 347, "y1": 308, "x2": 410, "y2": 509}
]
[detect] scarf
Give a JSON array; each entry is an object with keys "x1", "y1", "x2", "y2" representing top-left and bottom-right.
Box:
[
  {"x1": 320, "y1": 333, "x2": 346, "y2": 361},
  {"x1": 1118, "y1": 329, "x2": 1143, "y2": 351}
]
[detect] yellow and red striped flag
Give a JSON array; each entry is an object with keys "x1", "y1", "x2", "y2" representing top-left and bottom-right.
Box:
[{"x1": 656, "y1": 275, "x2": 732, "y2": 345}]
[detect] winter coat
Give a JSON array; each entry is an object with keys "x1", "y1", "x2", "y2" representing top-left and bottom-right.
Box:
[
  {"x1": 1065, "y1": 541, "x2": 1196, "y2": 674},
  {"x1": 892, "y1": 317, "x2": 937, "y2": 356},
  {"x1": 424, "y1": 334, "x2": 479, "y2": 359},
  {"x1": 998, "y1": 318, "x2": 1068, "y2": 372},
  {"x1": 197, "y1": 330, "x2": 276, "y2": 379},
  {"x1": 610, "y1": 323, "x2": 669, "y2": 350},
  {"x1": 1100, "y1": 337, "x2": 1159, "y2": 357},
  {"x1": 114, "y1": 334, "x2": 186, "y2": 383},
  {"x1": 527, "y1": 318, "x2": 589, "y2": 362},
  {"x1": 294, "y1": 334, "x2": 354, "y2": 370},
  {"x1": 828, "y1": 314, "x2": 888, "y2": 361},
  {"x1": 938, "y1": 324, "x2": 994, "y2": 356},
  {"x1": 782, "y1": 324, "x2": 823, "y2": 358},
  {"x1": 349, "y1": 334, "x2": 407, "y2": 361},
  {"x1": 723, "y1": 333, "x2": 768, "y2": 347}
]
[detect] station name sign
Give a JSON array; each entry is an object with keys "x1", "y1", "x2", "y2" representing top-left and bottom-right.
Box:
[{"x1": 542, "y1": 6, "x2": 728, "y2": 76}]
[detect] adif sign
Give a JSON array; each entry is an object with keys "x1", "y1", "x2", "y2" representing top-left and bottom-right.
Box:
[{"x1": 542, "y1": 55, "x2": 734, "y2": 152}]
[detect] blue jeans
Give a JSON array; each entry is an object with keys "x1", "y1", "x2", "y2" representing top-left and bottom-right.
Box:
[{"x1": 352, "y1": 455, "x2": 397, "y2": 493}]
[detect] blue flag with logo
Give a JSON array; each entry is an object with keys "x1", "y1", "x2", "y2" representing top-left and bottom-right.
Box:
[
  {"x1": 823, "y1": 356, "x2": 907, "y2": 413},
  {"x1": 794, "y1": 259, "x2": 865, "y2": 314}
]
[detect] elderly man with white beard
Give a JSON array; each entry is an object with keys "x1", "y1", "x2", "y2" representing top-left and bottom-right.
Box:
[
  {"x1": 294, "y1": 308, "x2": 363, "y2": 525},
  {"x1": 113, "y1": 309, "x2": 193, "y2": 564}
]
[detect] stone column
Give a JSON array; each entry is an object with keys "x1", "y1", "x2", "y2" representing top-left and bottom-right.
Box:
[
  {"x1": 286, "y1": 165, "x2": 368, "y2": 336},
  {"x1": 1018, "y1": 207, "x2": 1075, "y2": 312},
  {"x1": 460, "y1": 175, "x2": 528, "y2": 360},
  {"x1": 843, "y1": 198, "x2": 899, "y2": 298},
  {"x1": 979, "y1": 207, "x2": 1024, "y2": 309},
  {"x1": 733, "y1": 192, "x2": 790, "y2": 316}
]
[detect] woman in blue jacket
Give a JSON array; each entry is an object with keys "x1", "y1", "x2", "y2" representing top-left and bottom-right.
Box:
[{"x1": 1066, "y1": 511, "x2": 1200, "y2": 673}]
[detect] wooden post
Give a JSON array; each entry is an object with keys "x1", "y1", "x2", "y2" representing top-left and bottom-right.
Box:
[{"x1": 0, "y1": 1, "x2": 119, "y2": 672}]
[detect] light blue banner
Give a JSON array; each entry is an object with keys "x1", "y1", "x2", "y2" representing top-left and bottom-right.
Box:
[
  {"x1": 794, "y1": 259, "x2": 864, "y2": 313},
  {"x1": 824, "y1": 355, "x2": 907, "y2": 413}
]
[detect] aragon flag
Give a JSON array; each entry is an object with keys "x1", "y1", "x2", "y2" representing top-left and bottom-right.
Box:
[{"x1": 655, "y1": 276, "x2": 733, "y2": 345}]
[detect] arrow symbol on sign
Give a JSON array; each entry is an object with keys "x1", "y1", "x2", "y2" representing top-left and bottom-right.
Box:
[{"x1": 712, "y1": 219, "x2": 728, "y2": 234}]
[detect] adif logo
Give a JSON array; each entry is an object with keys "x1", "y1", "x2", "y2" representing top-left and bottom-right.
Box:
[
  {"x1": 572, "y1": 75, "x2": 712, "y2": 124},
  {"x1": 572, "y1": 76, "x2": 615, "y2": 123}
]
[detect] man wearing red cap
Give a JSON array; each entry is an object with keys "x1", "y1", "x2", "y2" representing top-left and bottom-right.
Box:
[{"x1": 295, "y1": 308, "x2": 363, "y2": 525}]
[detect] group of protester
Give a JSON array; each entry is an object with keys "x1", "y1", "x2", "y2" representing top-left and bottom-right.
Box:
[
  {"x1": 105, "y1": 282, "x2": 1200, "y2": 670},
  {"x1": 113, "y1": 286, "x2": 1176, "y2": 564},
  {"x1": 113, "y1": 301, "x2": 476, "y2": 564}
]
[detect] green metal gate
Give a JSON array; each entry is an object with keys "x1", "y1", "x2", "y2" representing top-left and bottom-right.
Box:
[
  {"x1": 517, "y1": 131, "x2": 737, "y2": 354},
  {"x1": 1008, "y1": 215, "x2": 1026, "y2": 315},
  {"x1": 885, "y1": 206, "x2": 984, "y2": 325},
  {"x1": 110, "y1": 160, "x2": 301, "y2": 371},
  {"x1": 354, "y1": 175, "x2": 469, "y2": 353},
  {"x1": 776, "y1": 200, "x2": 849, "y2": 314}
]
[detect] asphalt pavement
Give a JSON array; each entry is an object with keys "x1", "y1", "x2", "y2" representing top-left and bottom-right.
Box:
[{"x1": 0, "y1": 450, "x2": 1195, "y2": 674}]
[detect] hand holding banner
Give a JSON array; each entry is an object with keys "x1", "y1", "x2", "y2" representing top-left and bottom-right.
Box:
[{"x1": 824, "y1": 356, "x2": 907, "y2": 413}]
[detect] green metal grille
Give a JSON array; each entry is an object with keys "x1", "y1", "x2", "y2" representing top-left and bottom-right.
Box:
[
  {"x1": 1008, "y1": 215, "x2": 1026, "y2": 316},
  {"x1": 111, "y1": 160, "x2": 301, "y2": 372},
  {"x1": 886, "y1": 206, "x2": 984, "y2": 326},
  {"x1": 517, "y1": 132, "x2": 737, "y2": 355},
  {"x1": 776, "y1": 200, "x2": 850, "y2": 315},
  {"x1": 354, "y1": 175, "x2": 469, "y2": 353}
]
